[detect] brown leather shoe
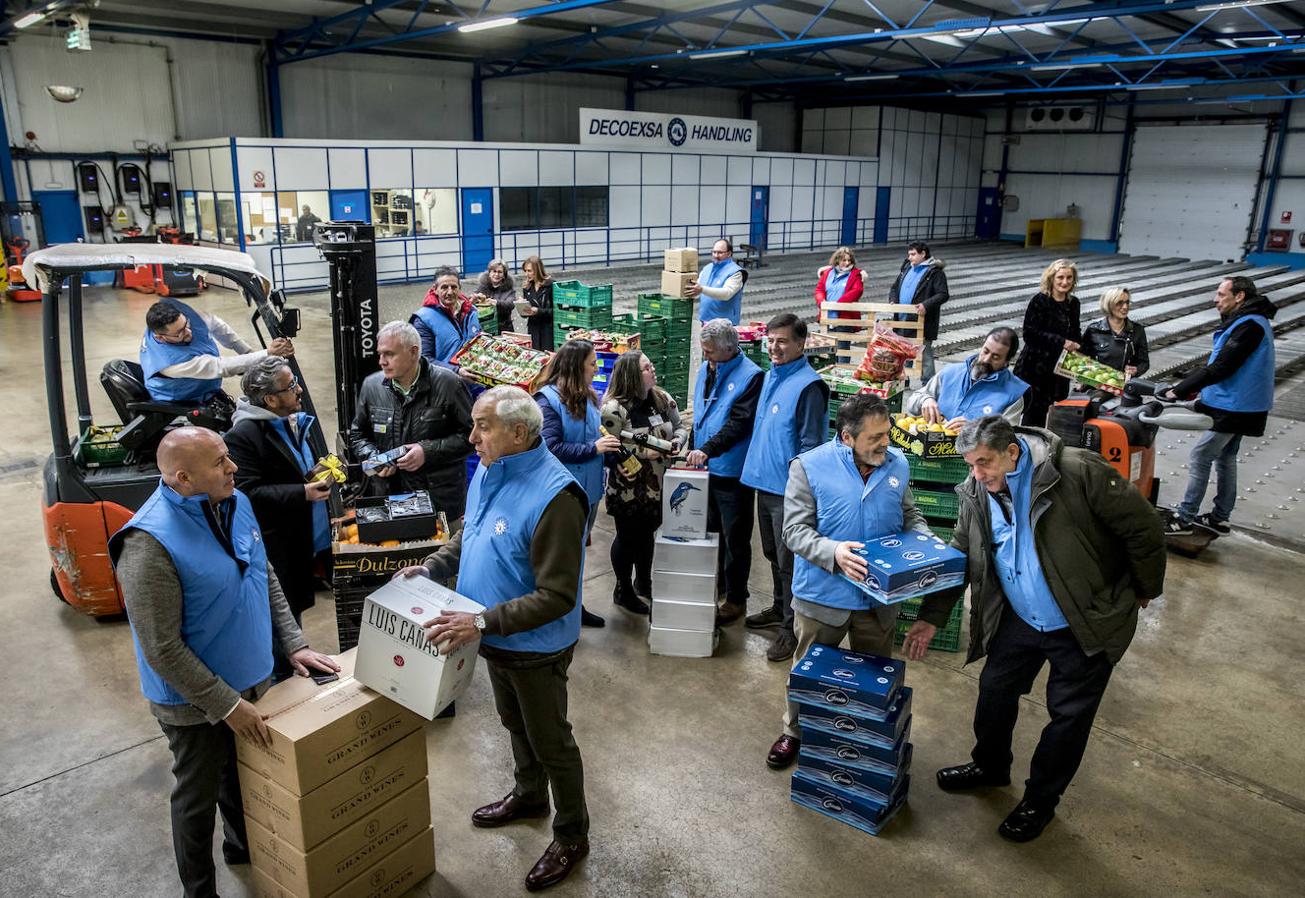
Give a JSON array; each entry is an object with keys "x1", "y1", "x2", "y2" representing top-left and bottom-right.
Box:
[
  {"x1": 471, "y1": 792, "x2": 550, "y2": 828},
  {"x1": 525, "y1": 839, "x2": 589, "y2": 892},
  {"x1": 767, "y1": 734, "x2": 800, "y2": 770},
  {"x1": 716, "y1": 601, "x2": 746, "y2": 625}
]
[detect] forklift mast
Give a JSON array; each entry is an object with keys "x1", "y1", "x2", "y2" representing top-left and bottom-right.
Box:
[{"x1": 313, "y1": 222, "x2": 380, "y2": 445}]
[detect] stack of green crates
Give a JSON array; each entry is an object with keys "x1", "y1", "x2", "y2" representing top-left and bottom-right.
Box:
[
  {"x1": 822, "y1": 377, "x2": 904, "y2": 440},
  {"x1": 896, "y1": 451, "x2": 969, "y2": 653},
  {"x1": 741, "y1": 338, "x2": 770, "y2": 372},
  {"x1": 894, "y1": 595, "x2": 964, "y2": 653},
  {"x1": 553, "y1": 280, "x2": 614, "y2": 346},
  {"x1": 637, "y1": 294, "x2": 693, "y2": 409},
  {"x1": 477, "y1": 305, "x2": 499, "y2": 336}
]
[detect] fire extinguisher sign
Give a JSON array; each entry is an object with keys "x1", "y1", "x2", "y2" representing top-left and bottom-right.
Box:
[{"x1": 1282, "y1": 211, "x2": 1293, "y2": 224}]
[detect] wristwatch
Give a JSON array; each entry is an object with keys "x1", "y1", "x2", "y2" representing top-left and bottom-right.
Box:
[{"x1": 473, "y1": 613, "x2": 486, "y2": 632}]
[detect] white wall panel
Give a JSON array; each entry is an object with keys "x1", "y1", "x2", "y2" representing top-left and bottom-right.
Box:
[
  {"x1": 610, "y1": 153, "x2": 641, "y2": 185},
  {"x1": 328, "y1": 148, "x2": 366, "y2": 188},
  {"x1": 458, "y1": 149, "x2": 499, "y2": 186},
  {"x1": 190, "y1": 150, "x2": 214, "y2": 191},
  {"x1": 727, "y1": 156, "x2": 752, "y2": 185},
  {"x1": 699, "y1": 185, "x2": 727, "y2": 222},
  {"x1": 672, "y1": 155, "x2": 700, "y2": 186},
  {"x1": 575, "y1": 152, "x2": 609, "y2": 185},
  {"x1": 793, "y1": 158, "x2": 816, "y2": 188},
  {"x1": 770, "y1": 186, "x2": 793, "y2": 222},
  {"x1": 539, "y1": 151, "x2": 573, "y2": 186},
  {"x1": 727, "y1": 186, "x2": 751, "y2": 224},
  {"x1": 789, "y1": 181, "x2": 814, "y2": 222},
  {"x1": 235, "y1": 146, "x2": 273, "y2": 191},
  {"x1": 368, "y1": 148, "x2": 413, "y2": 189},
  {"x1": 609, "y1": 186, "x2": 641, "y2": 227},
  {"x1": 271, "y1": 148, "x2": 326, "y2": 190},
  {"x1": 771, "y1": 157, "x2": 794, "y2": 186},
  {"x1": 208, "y1": 148, "x2": 233, "y2": 191},
  {"x1": 413, "y1": 149, "x2": 457, "y2": 187},
  {"x1": 642, "y1": 186, "x2": 671, "y2": 226},
  {"x1": 642, "y1": 154, "x2": 672, "y2": 185},
  {"x1": 672, "y1": 185, "x2": 698, "y2": 226},
  {"x1": 173, "y1": 151, "x2": 195, "y2": 190},
  {"x1": 499, "y1": 150, "x2": 537, "y2": 187},
  {"x1": 701, "y1": 156, "x2": 727, "y2": 185}
]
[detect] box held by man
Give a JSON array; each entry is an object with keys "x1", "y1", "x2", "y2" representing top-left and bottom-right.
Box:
[
  {"x1": 660, "y1": 270, "x2": 697, "y2": 299},
  {"x1": 663, "y1": 247, "x2": 699, "y2": 273},
  {"x1": 841, "y1": 531, "x2": 966, "y2": 605}
]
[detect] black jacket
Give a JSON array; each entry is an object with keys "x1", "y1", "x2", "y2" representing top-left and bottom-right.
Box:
[
  {"x1": 348, "y1": 358, "x2": 475, "y2": 519},
  {"x1": 1081, "y1": 317, "x2": 1149, "y2": 376},
  {"x1": 888, "y1": 257, "x2": 949, "y2": 341},
  {"x1": 1172, "y1": 294, "x2": 1277, "y2": 436},
  {"x1": 1015, "y1": 291, "x2": 1082, "y2": 383},
  {"x1": 523, "y1": 279, "x2": 554, "y2": 350}
]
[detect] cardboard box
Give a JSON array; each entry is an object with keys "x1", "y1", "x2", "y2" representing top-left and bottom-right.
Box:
[
  {"x1": 663, "y1": 247, "x2": 699, "y2": 273},
  {"x1": 651, "y1": 597, "x2": 716, "y2": 632},
  {"x1": 354, "y1": 576, "x2": 485, "y2": 720},
  {"x1": 249, "y1": 826, "x2": 436, "y2": 898},
  {"x1": 652, "y1": 569, "x2": 717, "y2": 603},
  {"x1": 798, "y1": 723, "x2": 913, "y2": 776},
  {"x1": 790, "y1": 772, "x2": 910, "y2": 837},
  {"x1": 660, "y1": 270, "x2": 697, "y2": 299},
  {"x1": 354, "y1": 492, "x2": 442, "y2": 544},
  {"x1": 661, "y1": 468, "x2": 709, "y2": 539},
  {"x1": 795, "y1": 744, "x2": 912, "y2": 806},
  {"x1": 246, "y1": 780, "x2": 431, "y2": 896},
  {"x1": 844, "y1": 531, "x2": 966, "y2": 605},
  {"x1": 652, "y1": 530, "x2": 718, "y2": 575},
  {"x1": 787, "y1": 644, "x2": 904, "y2": 713},
  {"x1": 797, "y1": 687, "x2": 913, "y2": 747},
  {"x1": 240, "y1": 730, "x2": 428, "y2": 851},
  {"x1": 649, "y1": 625, "x2": 717, "y2": 658},
  {"x1": 890, "y1": 415, "x2": 959, "y2": 457}
]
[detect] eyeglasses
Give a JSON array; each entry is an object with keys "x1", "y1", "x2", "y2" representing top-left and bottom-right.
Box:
[
  {"x1": 155, "y1": 318, "x2": 191, "y2": 342},
  {"x1": 274, "y1": 376, "x2": 301, "y2": 394}
]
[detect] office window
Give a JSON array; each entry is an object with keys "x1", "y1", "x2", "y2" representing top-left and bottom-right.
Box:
[
  {"x1": 575, "y1": 186, "x2": 609, "y2": 227},
  {"x1": 414, "y1": 188, "x2": 457, "y2": 235},
  {"x1": 215, "y1": 193, "x2": 238, "y2": 244},
  {"x1": 500, "y1": 186, "x2": 610, "y2": 231},
  {"x1": 538, "y1": 187, "x2": 568, "y2": 229},
  {"x1": 181, "y1": 192, "x2": 198, "y2": 236},
  {"x1": 501, "y1": 187, "x2": 536, "y2": 232},
  {"x1": 197, "y1": 194, "x2": 218, "y2": 242}
]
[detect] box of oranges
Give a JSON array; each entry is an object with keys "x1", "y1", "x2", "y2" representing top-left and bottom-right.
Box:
[{"x1": 889, "y1": 414, "x2": 960, "y2": 458}]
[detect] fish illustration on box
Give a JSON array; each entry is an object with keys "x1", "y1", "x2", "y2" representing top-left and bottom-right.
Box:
[{"x1": 669, "y1": 481, "x2": 702, "y2": 514}]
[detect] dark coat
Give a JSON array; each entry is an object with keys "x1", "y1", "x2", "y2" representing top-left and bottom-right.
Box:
[
  {"x1": 888, "y1": 257, "x2": 949, "y2": 340},
  {"x1": 522, "y1": 279, "x2": 555, "y2": 351},
  {"x1": 1014, "y1": 291, "x2": 1082, "y2": 385},
  {"x1": 1081, "y1": 317, "x2": 1150, "y2": 376}
]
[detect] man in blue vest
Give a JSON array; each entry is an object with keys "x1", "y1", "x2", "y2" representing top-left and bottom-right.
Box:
[
  {"x1": 140, "y1": 299, "x2": 294, "y2": 404},
  {"x1": 110, "y1": 427, "x2": 339, "y2": 898},
  {"x1": 395, "y1": 385, "x2": 591, "y2": 892},
  {"x1": 686, "y1": 319, "x2": 764, "y2": 624},
  {"x1": 766, "y1": 393, "x2": 932, "y2": 770},
  {"x1": 687, "y1": 238, "x2": 745, "y2": 324},
  {"x1": 1162, "y1": 276, "x2": 1276, "y2": 536},
  {"x1": 410, "y1": 266, "x2": 483, "y2": 374},
  {"x1": 740, "y1": 313, "x2": 831, "y2": 662},
  {"x1": 905, "y1": 326, "x2": 1028, "y2": 428}
]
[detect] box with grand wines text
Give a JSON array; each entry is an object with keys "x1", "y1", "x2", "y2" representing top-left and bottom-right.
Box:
[
  {"x1": 787, "y1": 645, "x2": 904, "y2": 715},
  {"x1": 660, "y1": 270, "x2": 697, "y2": 299},
  {"x1": 246, "y1": 780, "x2": 431, "y2": 897},
  {"x1": 663, "y1": 247, "x2": 699, "y2": 273},
  {"x1": 239, "y1": 730, "x2": 428, "y2": 851},
  {"x1": 354, "y1": 576, "x2": 484, "y2": 720},
  {"x1": 235, "y1": 649, "x2": 424, "y2": 797},
  {"x1": 653, "y1": 530, "x2": 718, "y2": 575},
  {"x1": 797, "y1": 687, "x2": 913, "y2": 747},
  {"x1": 661, "y1": 468, "x2": 709, "y2": 539},
  {"x1": 249, "y1": 826, "x2": 436, "y2": 898}
]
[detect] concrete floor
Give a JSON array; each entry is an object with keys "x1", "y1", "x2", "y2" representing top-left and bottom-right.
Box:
[{"x1": 2, "y1": 282, "x2": 1305, "y2": 897}]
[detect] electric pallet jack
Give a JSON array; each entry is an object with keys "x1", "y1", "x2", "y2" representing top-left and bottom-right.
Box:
[
  {"x1": 5, "y1": 236, "x2": 43, "y2": 302},
  {"x1": 117, "y1": 231, "x2": 204, "y2": 297}
]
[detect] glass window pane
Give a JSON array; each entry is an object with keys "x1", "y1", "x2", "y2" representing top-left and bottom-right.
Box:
[
  {"x1": 241, "y1": 191, "x2": 278, "y2": 244},
  {"x1": 197, "y1": 194, "x2": 218, "y2": 242},
  {"x1": 575, "y1": 186, "x2": 608, "y2": 228},
  {"x1": 215, "y1": 192, "x2": 238, "y2": 244},
  {"x1": 538, "y1": 187, "x2": 568, "y2": 229},
  {"x1": 414, "y1": 188, "x2": 457, "y2": 235},
  {"x1": 371, "y1": 189, "x2": 413, "y2": 237},
  {"x1": 501, "y1": 187, "x2": 535, "y2": 232},
  {"x1": 291, "y1": 192, "x2": 329, "y2": 242},
  {"x1": 181, "y1": 192, "x2": 198, "y2": 236}
]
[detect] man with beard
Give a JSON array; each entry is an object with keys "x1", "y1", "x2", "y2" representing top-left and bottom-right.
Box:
[{"x1": 904, "y1": 327, "x2": 1027, "y2": 428}]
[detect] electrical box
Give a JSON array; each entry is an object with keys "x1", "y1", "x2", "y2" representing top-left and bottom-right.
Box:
[
  {"x1": 77, "y1": 163, "x2": 99, "y2": 193},
  {"x1": 83, "y1": 207, "x2": 104, "y2": 233},
  {"x1": 1266, "y1": 229, "x2": 1293, "y2": 252},
  {"x1": 152, "y1": 181, "x2": 173, "y2": 207},
  {"x1": 120, "y1": 166, "x2": 142, "y2": 194}
]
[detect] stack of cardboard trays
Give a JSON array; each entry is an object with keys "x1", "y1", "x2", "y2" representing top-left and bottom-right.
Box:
[
  {"x1": 787, "y1": 644, "x2": 913, "y2": 837},
  {"x1": 841, "y1": 530, "x2": 966, "y2": 606},
  {"x1": 237, "y1": 650, "x2": 436, "y2": 897},
  {"x1": 660, "y1": 247, "x2": 699, "y2": 300},
  {"x1": 650, "y1": 467, "x2": 717, "y2": 657}
]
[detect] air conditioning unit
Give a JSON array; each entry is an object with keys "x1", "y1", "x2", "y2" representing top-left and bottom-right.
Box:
[{"x1": 1024, "y1": 106, "x2": 1095, "y2": 132}]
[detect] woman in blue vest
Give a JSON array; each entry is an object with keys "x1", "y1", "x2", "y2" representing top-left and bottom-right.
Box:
[
  {"x1": 536, "y1": 338, "x2": 621, "y2": 626},
  {"x1": 601, "y1": 351, "x2": 687, "y2": 615}
]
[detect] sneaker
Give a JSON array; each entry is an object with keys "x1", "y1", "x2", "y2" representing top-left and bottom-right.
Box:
[
  {"x1": 745, "y1": 606, "x2": 784, "y2": 629},
  {"x1": 766, "y1": 630, "x2": 798, "y2": 662},
  {"x1": 1193, "y1": 513, "x2": 1231, "y2": 535},
  {"x1": 1162, "y1": 516, "x2": 1193, "y2": 537}
]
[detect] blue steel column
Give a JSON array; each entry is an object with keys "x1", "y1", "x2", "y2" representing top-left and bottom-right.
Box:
[
  {"x1": 625, "y1": 76, "x2": 636, "y2": 111},
  {"x1": 266, "y1": 44, "x2": 284, "y2": 138},
  {"x1": 1109, "y1": 97, "x2": 1136, "y2": 250},
  {"x1": 472, "y1": 62, "x2": 484, "y2": 141},
  {"x1": 0, "y1": 89, "x2": 21, "y2": 236},
  {"x1": 1255, "y1": 96, "x2": 1293, "y2": 254}
]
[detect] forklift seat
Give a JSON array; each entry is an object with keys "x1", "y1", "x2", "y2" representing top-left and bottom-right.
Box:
[{"x1": 100, "y1": 359, "x2": 233, "y2": 451}]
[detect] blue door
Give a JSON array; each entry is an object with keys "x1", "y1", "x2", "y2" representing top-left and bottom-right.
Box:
[
  {"x1": 840, "y1": 187, "x2": 860, "y2": 246},
  {"x1": 460, "y1": 188, "x2": 494, "y2": 274},
  {"x1": 749, "y1": 186, "x2": 769, "y2": 249},
  {"x1": 873, "y1": 187, "x2": 891, "y2": 244},
  {"x1": 976, "y1": 187, "x2": 1002, "y2": 240},
  {"x1": 329, "y1": 189, "x2": 369, "y2": 221},
  {"x1": 31, "y1": 190, "x2": 84, "y2": 244}
]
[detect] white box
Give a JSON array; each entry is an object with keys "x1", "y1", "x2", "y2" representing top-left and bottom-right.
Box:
[
  {"x1": 662, "y1": 468, "x2": 710, "y2": 539},
  {"x1": 649, "y1": 625, "x2": 717, "y2": 658},
  {"x1": 651, "y1": 598, "x2": 716, "y2": 632},
  {"x1": 354, "y1": 576, "x2": 485, "y2": 720},
  {"x1": 653, "y1": 568, "x2": 717, "y2": 603},
  {"x1": 653, "y1": 530, "x2": 718, "y2": 575}
]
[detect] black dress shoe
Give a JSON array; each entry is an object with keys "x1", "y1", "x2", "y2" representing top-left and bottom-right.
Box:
[
  {"x1": 745, "y1": 606, "x2": 783, "y2": 629},
  {"x1": 613, "y1": 587, "x2": 649, "y2": 615},
  {"x1": 580, "y1": 606, "x2": 606, "y2": 628},
  {"x1": 998, "y1": 799, "x2": 1056, "y2": 843},
  {"x1": 471, "y1": 792, "x2": 551, "y2": 828},
  {"x1": 935, "y1": 762, "x2": 1011, "y2": 791},
  {"x1": 221, "y1": 843, "x2": 250, "y2": 865},
  {"x1": 525, "y1": 840, "x2": 589, "y2": 892},
  {"x1": 766, "y1": 734, "x2": 800, "y2": 770}
]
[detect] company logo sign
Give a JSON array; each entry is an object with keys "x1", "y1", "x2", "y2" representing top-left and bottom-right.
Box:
[
  {"x1": 580, "y1": 107, "x2": 759, "y2": 152},
  {"x1": 668, "y1": 117, "x2": 688, "y2": 147}
]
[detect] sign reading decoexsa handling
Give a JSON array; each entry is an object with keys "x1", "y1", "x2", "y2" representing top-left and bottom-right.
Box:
[{"x1": 579, "y1": 108, "x2": 759, "y2": 153}]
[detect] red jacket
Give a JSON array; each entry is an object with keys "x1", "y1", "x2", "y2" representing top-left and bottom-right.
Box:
[
  {"x1": 422, "y1": 287, "x2": 476, "y2": 323},
  {"x1": 815, "y1": 266, "x2": 864, "y2": 321}
]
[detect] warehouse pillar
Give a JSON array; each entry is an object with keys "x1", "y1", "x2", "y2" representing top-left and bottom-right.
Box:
[
  {"x1": 472, "y1": 62, "x2": 484, "y2": 142},
  {"x1": 624, "y1": 77, "x2": 636, "y2": 111},
  {"x1": 0, "y1": 86, "x2": 19, "y2": 203},
  {"x1": 265, "y1": 44, "x2": 284, "y2": 139},
  {"x1": 1108, "y1": 97, "x2": 1135, "y2": 251},
  {"x1": 1255, "y1": 96, "x2": 1293, "y2": 254}
]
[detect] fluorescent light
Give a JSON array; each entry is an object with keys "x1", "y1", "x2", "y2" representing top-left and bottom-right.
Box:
[
  {"x1": 689, "y1": 48, "x2": 748, "y2": 60},
  {"x1": 458, "y1": 17, "x2": 518, "y2": 33},
  {"x1": 959, "y1": 90, "x2": 1006, "y2": 97},
  {"x1": 844, "y1": 73, "x2": 900, "y2": 81},
  {"x1": 1030, "y1": 62, "x2": 1105, "y2": 71},
  {"x1": 1196, "y1": 1, "x2": 1295, "y2": 11},
  {"x1": 1125, "y1": 80, "x2": 1202, "y2": 91},
  {"x1": 14, "y1": 11, "x2": 48, "y2": 28},
  {"x1": 922, "y1": 34, "x2": 964, "y2": 47}
]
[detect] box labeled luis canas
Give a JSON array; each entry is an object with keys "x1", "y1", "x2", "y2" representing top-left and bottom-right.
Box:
[
  {"x1": 661, "y1": 468, "x2": 709, "y2": 539},
  {"x1": 354, "y1": 576, "x2": 485, "y2": 720},
  {"x1": 842, "y1": 530, "x2": 966, "y2": 604}
]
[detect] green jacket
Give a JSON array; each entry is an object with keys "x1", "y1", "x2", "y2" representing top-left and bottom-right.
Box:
[{"x1": 919, "y1": 428, "x2": 1166, "y2": 665}]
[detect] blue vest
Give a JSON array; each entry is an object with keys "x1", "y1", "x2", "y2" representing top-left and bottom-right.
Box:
[
  {"x1": 139, "y1": 299, "x2": 223, "y2": 402},
  {"x1": 110, "y1": 482, "x2": 274, "y2": 706},
  {"x1": 741, "y1": 357, "x2": 825, "y2": 495},
  {"x1": 1201, "y1": 315, "x2": 1275, "y2": 413},
  {"x1": 537, "y1": 385, "x2": 605, "y2": 505},
  {"x1": 791, "y1": 441, "x2": 911, "y2": 610},
  {"x1": 988, "y1": 439, "x2": 1067, "y2": 632},
  {"x1": 458, "y1": 441, "x2": 584, "y2": 653},
  {"x1": 272, "y1": 413, "x2": 332, "y2": 553},
  {"x1": 411, "y1": 305, "x2": 482, "y2": 365},
  {"x1": 935, "y1": 356, "x2": 1029, "y2": 421},
  {"x1": 692, "y1": 352, "x2": 762, "y2": 478},
  {"x1": 699, "y1": 259, "x2": 744, "y2": 323}
]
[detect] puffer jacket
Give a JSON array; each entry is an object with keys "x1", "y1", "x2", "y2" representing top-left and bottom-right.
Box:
[
  {"x1": 476, "y1": 271, "x2": 517, "y2": 333},
  {"x1": 888, "y1": 257, "x2": 949, "y2": 340},
  {"x1": 918, "y1": 427, "x2": 1166, "y2": 665}
]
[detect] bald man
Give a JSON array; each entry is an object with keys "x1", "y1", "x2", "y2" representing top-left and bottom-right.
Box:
[{"x1": 109, "y1": 428, "x2": 338, "y2": 898}]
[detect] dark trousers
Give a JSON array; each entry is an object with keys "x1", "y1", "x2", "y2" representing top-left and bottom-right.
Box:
[
  {"x1": 1020, "y1": 374, "x2": 1071, "y2": 428},
  {"x1": 610, "y1": 513, "x2": 657, "y2": 597},
  {"x1": 157, "y1": 719, "x2": 248, "y2": 898},
  {"x1": 706, "y1": 474, "x2": 754, "y2": 604},
  {"x1": 486, "y1": 647, "x2": 589, "y2": 842},
  {"x1": 971, "y1": 608, "x2": 1114, "y2": 807},
  {"x1": 756, "y1": 489, "x2": 795, "y2": 634}
]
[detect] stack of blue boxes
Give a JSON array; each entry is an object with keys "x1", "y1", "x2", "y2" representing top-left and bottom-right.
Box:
[{"x1": 788, "y1": 644, "x2": 912, "y2": 836}]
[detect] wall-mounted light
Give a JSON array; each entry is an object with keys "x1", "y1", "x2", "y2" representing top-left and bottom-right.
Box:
[{"x1": 45, "y1": 85, "x2": 83, "y2": 103}]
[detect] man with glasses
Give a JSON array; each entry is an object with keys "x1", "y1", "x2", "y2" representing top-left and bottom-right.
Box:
[{"x1": 140, "y1": 299, "x2": 293, "y2": 404}]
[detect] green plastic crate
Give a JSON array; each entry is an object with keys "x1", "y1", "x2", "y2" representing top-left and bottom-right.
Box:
[
  {"x1": 912, "y1": 487, "x2": 960, "y2": 519},
  {"x1": 638, "y1": 293, "x2": 695, "y2": 322},
  {"x1": 925, "y1": 519, "x2": 954, "y2": 543},
  {"x1": 907, "y1": 455, "x2": 971, "y2": 485},
  {"x1": 894, "y1": 598, "x2": 964, "y2": 652},
  {"x1": 554, "y1": 306, "x2": 613, "y2": 330},
  {"x1": 553, "y1": 280, "x2": 614, "y2": 308},
  {"x1": 636, "y1": 315, "x2": 669, "y2": 343}
]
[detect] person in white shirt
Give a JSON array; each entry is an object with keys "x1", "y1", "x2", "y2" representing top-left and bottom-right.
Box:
[{"x1": 686, "y1": 239, "x2": 746, "y2": 325}]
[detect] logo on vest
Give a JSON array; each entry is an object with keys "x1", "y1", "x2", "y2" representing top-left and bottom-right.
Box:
[
  {"x1": 493, "y1": 517, "x2": 508, "y2": 536},
  {"x1": 771, "y1": 403, "x2": 780, "y2": 414},
  {"x1": 888, "y1": 476, "x2": 900, "y2": 488},
  {"x1": 983, "y1": 404, "x2": 994, "y2": 414},
  {"x1": 727, "y1": 382, "x2": 736, "y2": 391}
]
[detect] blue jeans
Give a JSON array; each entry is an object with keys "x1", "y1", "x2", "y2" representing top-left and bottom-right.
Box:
[{"x1": 1178, "y1": 430, "x2": 1243, "y2": 522}]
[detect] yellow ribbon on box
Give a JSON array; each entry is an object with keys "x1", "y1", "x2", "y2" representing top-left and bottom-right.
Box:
[{"x1": 307, "y1": 454, "x2": 348, "y2": 484}]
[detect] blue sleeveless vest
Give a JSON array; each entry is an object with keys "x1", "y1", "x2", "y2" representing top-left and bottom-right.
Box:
[
  {"x1": 692, "y1": 352, "x2": 761, "y2": 479},
  {"x1": 1201, "y1": 315, "x2": 1275, "y2": 413},
  {"x1": 934, "y1": 356, "x2": 1029, "y2": 420},
  {"x1": 272, "y1": 413, "x2": 332, "y2": 553},
  {"x1": 458, "y1": 441, "x2": 584, "y2": 653},
  {"x1": 741, "y1": 357, "x2": 825, "y2": 495},
  {"x1": 537, "y1": 384, "x2": 604, "y2": 505},
  {"x1": 411, "y1": 304, "x2": 482, "y2": 365},
  {"x1": 110, "y1": 482, "x2": 274, "y2": 705},
  {"x1": 699, "y1": 259, "x2": 744, "y2": 324},
  {"x1": 139, "y1": 299, "x2": 223, "y2": 402},
  {"x1": 791, "y1": 441, "x2": 911, "y2": 611}
]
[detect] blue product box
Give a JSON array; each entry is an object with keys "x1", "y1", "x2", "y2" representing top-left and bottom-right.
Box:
[
  {"x1": 794, "y1": 742, "x2": 913, "y2": 807},
  {"x1": 841, "y1": 530, "x2": 967, "y2": 605},
  {"x1": 798, "y1": 723, "x2": 912, "y2": 776},
  {"x1": 786, "y1": 644, "x2": 904, "y2": 713},
  {"x1": 790, "y1": 772, "x2": 910, "y2": 837},
  {"x1": 797, "y1": 686, "x2": 913, "y2": 748}
]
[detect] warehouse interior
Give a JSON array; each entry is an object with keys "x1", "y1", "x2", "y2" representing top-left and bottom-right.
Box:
[{"x1": 2, "y1": 1, "x2": 1305, "y2": 896}]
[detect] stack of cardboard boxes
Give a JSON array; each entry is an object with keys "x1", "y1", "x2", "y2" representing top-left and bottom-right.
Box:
[
  {"x1": 657, "y1": 248, "x2": 698, "y2": 408},
  {"x1": 787, "y1": 645, "x2": 912, "y2": 837},
  {"x1": 237, "y1": 651, "x2": 436, "y2": 897},
  {"x1": 649, "y1": 467, "x2": 717, "y2": 657}
]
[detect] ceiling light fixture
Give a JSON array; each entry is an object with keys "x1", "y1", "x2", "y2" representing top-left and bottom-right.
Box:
[
  {"x1": 458, "y1": 17, "x2": 518, "y2": 33},
  {"x1": 959, "y1": 90, "x2": 1006, "y2": 97},
  {"x1": 1030, "y1": 61, "x2": 1105, "y2": 71},
  {"x1": 1196, "y1": 1, "x2": 1296, "y2": 11},
  {"x1": 1125, "y1": 79, "x2": 1203, "y2": 91},
  {"x1": 688, "y1": 47, "x2": 748, "y2": 59},
  {"x1": 843, "y1": 73, "x2": 900, "y2": 81}
]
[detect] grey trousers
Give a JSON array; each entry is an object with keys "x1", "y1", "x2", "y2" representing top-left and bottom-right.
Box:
[
  {"x1": 782, "y1": 607, "x2": 898, "y2": 738},
  {"x1": 756, "y1": 489, "x2": 795, "y2": 634}
]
